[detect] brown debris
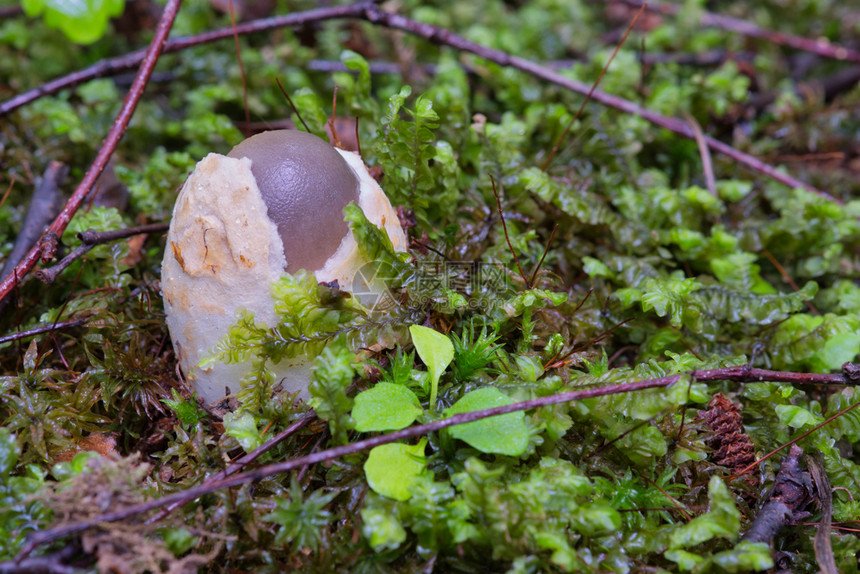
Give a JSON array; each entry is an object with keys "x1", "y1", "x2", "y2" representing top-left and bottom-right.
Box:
[{"x1": 699, "y1": 393, "x2": 759, "y2": 484}]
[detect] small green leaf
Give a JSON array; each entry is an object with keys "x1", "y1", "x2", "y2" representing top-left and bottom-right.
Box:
[
  {"x1": 353, "y1": 383, "x2": 423, "y2": 432},
  {"x1": 446, "y1": 387, "x2": 529, "y2": 456},
  {"x1": 409, "y1": 325, "x2": 454, "y2": 409},
  {"x1": 0, "y1": 428, "x2": 20, "y2": 477},
  {"x1": 159, "y1": 527, "x2": 198, "y2": 556},
  {"x1": 223, "y1": 411, "x2": 262, "y2": 453},
  {"x1": 22, "y1": 0, "x2": 124, "y2": 44},
  {"x1": 811, "y1": 332, "x2": 860, "y2": 372},
  {"x1": 361, "y1": 506, "x2": 407, "y2": 551},
  {"x1": 51, "y1": 451, "x2": 101, "y2": 482},
  {"x1": 775, "y1": 405, "x2": 822, "y2": 429},
  {"x1": 669, "y1": 476, "x2": 740, "y2": 548},
  {"x1": 161, "y1": 389, "x2": 205, "y2": 429},
  {"x1": 364, "y1": 439, "x2": 428, "y2": 501}
]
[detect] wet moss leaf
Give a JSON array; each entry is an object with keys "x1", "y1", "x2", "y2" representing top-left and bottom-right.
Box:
[
  {"x1": 353, "y1": 383, "x2": 423, "y2": 432},
  {"x1": 445, "y1": 387, "x2": 528, "y2": 456},
  {"x1": 364, "y1": 439, "x2": 428, "y2": 501},
  {"x1": 669, "y1": 476, "x2": 740, "y2": 548},
  {"x1": 0, "y1": 429, "x2": 19, "y2": 477},
  {"x1": 22, "y1": 0, "x2": 124, "y2": 44},
  {"x1": 811, "y1": 332, "x2": 860, "y2": 372},
  {"x1": 223, "y1": 411, "x2": 262, "y2": 453},
  {"x1": 775, "y1": 405, "x2": 822, "y2": 429},
  {"x1": 409, "y1": 325, "x2": 454, "y2": 407}
]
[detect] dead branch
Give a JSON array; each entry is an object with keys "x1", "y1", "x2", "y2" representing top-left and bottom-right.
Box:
[
  {"x1": 606, "y1": 0, "x2": 860, "y2": 64},
  {"x1": 11, "y1": 363, "x2": 860, "y2": 560},
  {"x1": 358, "y1": 4, "x2": 836, "y2": 203},
  {"x1": 0, "y1": 162, "x2": 66, "y2": 313},
  {"x1": 2, "y1": 2, "x2": 831, "y2": 207},
  {"x1": 741, "y1": 445, "x2": 814, "y2": 545},
  {"x1": 0, "y1": 0, "x2": 182, "y2": 306},
  {"x1": 146, "y1": 412, "x2": 316, "y2": 523},
  {"x1": 0, "y1": 544, "x2": 79, "y2": 574},
  {"x1": 0, "y1": 319, "x2": 88, "y2": 346},
  {"x1": 808, "y1": 454, "x2": 838, "y2": 574},
  {"x1": 34, "y1": 223, "x2": 169, "y2": 285}
]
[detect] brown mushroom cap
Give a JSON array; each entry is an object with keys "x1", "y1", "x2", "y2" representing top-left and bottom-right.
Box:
[{"x1": 227, "y1": 130, "x2": 360, "y2": 273}]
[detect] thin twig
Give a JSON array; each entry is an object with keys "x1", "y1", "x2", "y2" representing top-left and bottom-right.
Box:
[
  {"x1": 359, "y1": 4, "x2": 834, "y2": 202},
  {"x1": 0, "y1": 319, "x2": 88, "y2": 346},
  {"x1": 0, "y1": 177, "x2": 15, "y2": 210},
  {"x1": 761, "y1": 248, "x2": 820, "y2": 316},
  {"x1": 605, "y1": 0, "x2": 860, "y2": 64},
  {"x1": 733, "y1": 392, "x2": 860, "y2": 477},
  {"x1": 147, "y1": 412, "x2": 316, "y2": 523},
  {"x1": 490, "y1": 176, "x2": 528, "y2": 286},
  {"x1": 542, "y1": 3, "x2": 646, "y2": 170},
  {"x1": 0, "y1": 0, "x2": 182, "y2": 305},
  {"x1": 13, "y1": 363, "x2": 859, "y2": 558},
  {"x1": 228, "y1": 0, "x2": 251, "y2": 138},
  {"x1": 34, "y1": 223, "x2": 169, "y2": 284},
  {"x1": 0, "y1": 544, "x2": 78, "y2": 574},
  {"x1": 275, "y1": 77, "x2": 312, "y2": 133},
  {"x1": 0, "y1": 162, "x2": 66, "y2": 314},
  {"x1": 528, "y1": 224, "x2": 558, "y2": 288},
  {"x1": 683, "y1": 112, "x2": 717, "y2": 197}
]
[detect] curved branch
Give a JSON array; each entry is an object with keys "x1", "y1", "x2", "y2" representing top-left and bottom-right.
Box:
[
  {"x1": 0, "y1": 0, "x2": 183, "y2": 305},
  {"x1": 359, "y1": 4, "x2": 835, "y2": 203},
  {"x1": 14, "y1": 363, "x2": 857, "y2": 558},
  {"x1": 607, "y1": 0, "x2": 860, "y2": 65}
]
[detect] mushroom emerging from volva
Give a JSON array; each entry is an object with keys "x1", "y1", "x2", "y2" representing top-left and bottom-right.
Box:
[{"x1": 161, "y1": 130, "x2": 406, "y2": 404}]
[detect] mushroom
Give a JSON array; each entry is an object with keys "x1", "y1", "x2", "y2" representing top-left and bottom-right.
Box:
[{"x1": 161, "y1": 130, "x2": 406, "y2": 405}]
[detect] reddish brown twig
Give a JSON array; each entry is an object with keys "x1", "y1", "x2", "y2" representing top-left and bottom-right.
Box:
[
  {"x1": 359, "y1": 4, "x2": 834, "y2": 203},
  {"x1": 606, "y1": 0, "x2": 860, "y2": 64},
  {"x1": 0, "y1": 1, "x2": 181, "y2": 306},
  {"x1": 684, "y1": 112, "x2": 717, "y2": 197},
  {"x1": 490, "y1": 175, "x2": 529, "y2": 286},
  {"x1": 542, "y1": 3, "x2": 646, "y2": 170},
  {"x1": 529, "y1": 223, "x2": 558, "y2": 287},
  {"x1": 0, "y1": 319, "x2": 88, "y2": 346},
  {"x1": 13, "y1": 363, "x2": 860, "y2": 559},
  {"x1": 0, "y1": 2, "x2": 374, "y2": 117},
  {"x1": 733, "y1": 391, "x2": 860, "y2": 477},
  {"x1": 147, "y1": 412, "x2": 316, "y2": 523},
  {"x1": 227, "y1": 0, "x2": 251, "y2": 138},
  {"x1": 34, "y1": 223, "x2": 169, "y2": 284},
  {"x1": 0, "y1": 162, "x2": 66, "y2": 314}
]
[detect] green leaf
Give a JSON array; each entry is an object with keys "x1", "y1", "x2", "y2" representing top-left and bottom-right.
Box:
[
  {"x1": 775, "y1": 405, "x2": 822, "y2": 429},
  {"x1": 669, "y1": 476, "x2": 740, "y2": 548},
  {"x1": 223, "y1": 411, "x2": 262, "y2": 453},
  {"x1": 308, "y1": 344, "x2": 356, "y2": 445},
  {"x1": 159, "y1": 527, "x2": 198, "y2": 556},
  {"x1": 811, "y1": 331, "x2": 860, "y2": 372},
  {"x1": 50, "y1": 451, "x2": 100, "y2": 482},
  {"x1": 264, "y1": 479, "x2": 337, "y2": 552},
  {"x1": 0, "y1": 429, "x2": 20, "y2": 477},
  {"x1": 445, "y1": 387, "x2": 529, "y2": 456},
  {"x1": 364, "y1": 439, "x2": 428, "y2": 501},
  {"x1": 409, "y1": 325, "x2": 454, "y2": 409},
  {"x1": 360, "y1": 506, "x2": 407, "y2": 551},
  {"x1": 161, "y1": 389, "x2": 205, "y2": 429},
  {"x1": 22, "y1": 0, "x2": 124, "y2": 44},
  {"x1": 353, "y1": 383, "x2": 423, "y2": 432}
]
